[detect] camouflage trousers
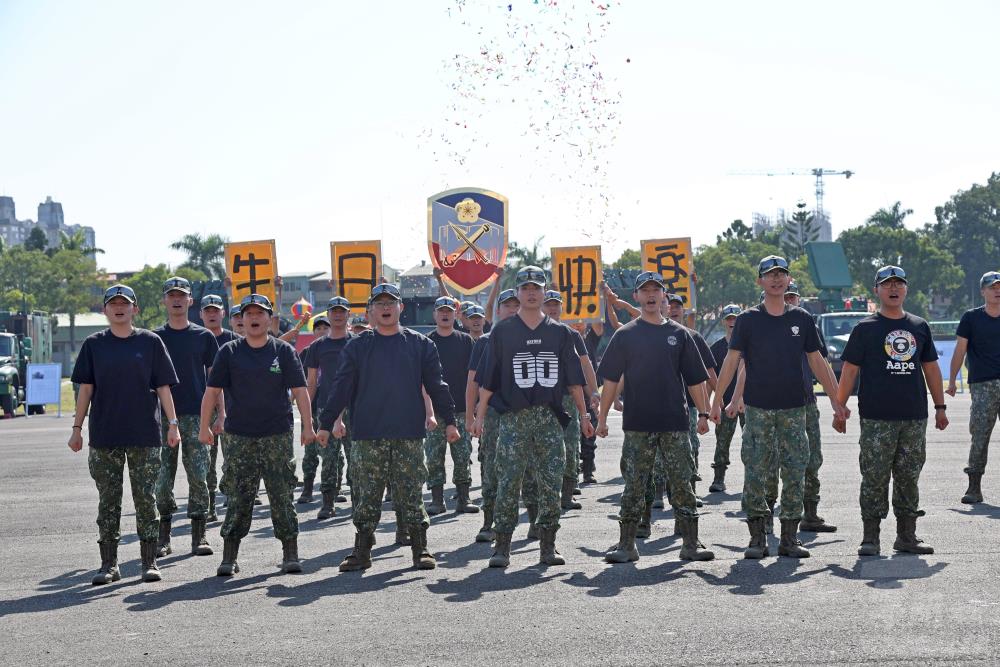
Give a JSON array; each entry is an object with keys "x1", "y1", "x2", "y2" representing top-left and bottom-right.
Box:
[
  {"x1": 562, "y1": 394, "x2": 581, "y2": 481},
  {"x1": 304, "y1": 410, "x2": 351, "y2": 494},
  {"x1": 207, "y1": 409, "x2": 222, "y2": 494},
  {"x1": 350, "y1": 438, "x2": 428, "y2": 534},
  {"x1": 89, "y1": 446, "x2": 161, "y2": 544},
  {"x1": 653, "y1": 407, "x2": 701, "y2": 486},
  {"x1": 220, "y1": 432, "x2": 298, "y2": 541},
  {"x1": 966, "y1": 378, "x2": 1000, "y2": 475},
  {"x1": 156, "y1": 414, "x2": 210, "y2": 519},
  {"x1": 765, "y1": 401, "x2": 824, "y2": 504},
  {"x1": 625, "y1": 431, "x2": 697, "y2": 523},
  {"x1": 580, "y1": 405, "x2": 598, "y2": 474},
  {"x1": 495, "y1": 405, "x2": 565, "y2": 533},
  {"x1": 478, "y1": 408, "x2": 500, "y2": 514},
  {"x1": 712, "y1": 412, "x2": 745, "y2": 469},
  {"x1": 425, "y1": 412, "x2": 472, "y2": 488},
  {"x1": 859, "y1": 418, "x2": 926, "y2": 520},
  {"x1": 742, "y1": 405, "x2": 808, "y2": 520}
]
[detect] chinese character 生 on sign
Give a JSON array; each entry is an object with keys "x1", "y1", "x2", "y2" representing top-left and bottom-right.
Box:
[{"x1": 224, "y1": 240, "x2": 278, "y2": 305}]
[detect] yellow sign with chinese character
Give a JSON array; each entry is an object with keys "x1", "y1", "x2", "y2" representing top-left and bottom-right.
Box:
[
  {"x1": 641, "y1": 237, "x2": 694, "y2": 307},
  {"x1": 551, "y1": 245, "x2": 603, "y2": 323},
  {"x1": 331, "y1": 240, "x2": 382, "y2": 314},
  {"x1": 224, "y1": 239, "x2": 278, "y2": 306}
]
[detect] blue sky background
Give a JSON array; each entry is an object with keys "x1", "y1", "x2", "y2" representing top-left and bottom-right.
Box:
[{"x1": 1, "y1": 0, "x2": 997, "y2": 274}]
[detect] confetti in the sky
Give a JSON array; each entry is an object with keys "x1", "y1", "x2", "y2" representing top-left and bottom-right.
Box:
[{"x1": 422, "y1": 0, "x2": 624, "y2": 243}]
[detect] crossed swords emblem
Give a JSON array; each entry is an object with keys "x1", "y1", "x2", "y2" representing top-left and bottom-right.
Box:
[{"x1": 442, "y1": 222, "x2": 492, "y2": 267}]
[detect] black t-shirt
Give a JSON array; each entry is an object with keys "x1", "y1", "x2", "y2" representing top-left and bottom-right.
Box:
[
  {"x1": 71, "y1": 328, "x2": 179, "y2": 448},
  {"x1": 214, "y1": 329, "x2": 240, "y2": 347},
  {"x1": 956, "y1": 307, "x2": 1000, "y2": 383},
  {"x1": 429, "y1": 329, "x2": 475, "y2": 414},
  {"x1": 480, "y1": 314, "x2": 585, "y2": 413},
  {"x1": 564, "y1": 327, "x2": 590, "y2": 396},
  {"x1": 685, "y1": 328, "x2": 714, "y2": 408},
  {"x1": 584, "y1": 327, "x2": 601, "y2": 361},
  {"x1": 728, "y1": 304, "x2": 823, "y2": 410},
  {"x1": 153, "y1": 323, "x2": 219, "y2": 416},
  {"x1": 471, "y1": 333, "x2": 505, "y2": 412},
  {"x1": 841, "y1": 312, "x2": 938, "y2": 421},
  {"x1": 799, "y1": 326, "x2": 828, "y2": 403},
  {"x1": 319, "y1": 328, "x2": 456, "y2": 440},
  {"x1": 710, "y1": 336, "x2": 737, "y2": 406},
  {"x1": 207, "y1": 337, "x2": 306, "y2": 437},
  {"x1": 305, "y1": 334, "x2": 353, "y2": 407},
  {"x1": 598, "y1": 318, "x2": 708, "y2": 432}
]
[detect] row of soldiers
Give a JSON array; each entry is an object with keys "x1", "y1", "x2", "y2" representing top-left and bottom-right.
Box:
[{"x1": 69, "y1": 259, "x2": 1000, "y2": 583}]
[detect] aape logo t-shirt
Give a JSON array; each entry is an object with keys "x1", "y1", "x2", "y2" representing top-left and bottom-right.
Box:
[{"x1": 842, "y1": 312, "x2": 938, "y2": 420}]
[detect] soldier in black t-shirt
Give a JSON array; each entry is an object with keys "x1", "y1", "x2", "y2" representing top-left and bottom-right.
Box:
[
  {"x1": 69, "y1": 284, "x2": 180, "y2": 584},
  {"x1": 835, "y1": 266, "x2": 948, "y2": 557},
  {"x1": 153, "y1": 277, "x2": 220, "y2": 559},
  {"x1": 712, "y1": 255, "x2": 847, "y2": 560},
  {"x1": 296, "y1": 315, "x2": 329, "y2": 506},
  {"x1": 948, "y1": 270, "x2": 1000, "y2": 504},
  {"x1": 472, "y1": 266, "x2": 594, "y2": 568},
  {"x1": 199, "y1": 293, "x2": 237, "y2": 521},
  {"x1": 200, "y1": 294, "x2": 315, "y2": 576}
]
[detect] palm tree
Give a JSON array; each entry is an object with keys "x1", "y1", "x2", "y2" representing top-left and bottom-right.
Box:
[
  {"x1": 866, "y1": 201, "x2": 913, "y2": 229},
  {"x1": 170, "y1": 233, "x2": 228, "y2": 279},
  {"x1": 502, "y1": 237, "x2": 551, "y2": 289},
  {"x1": 56, "y1": 229, "x2": 103, "y2": 255}
]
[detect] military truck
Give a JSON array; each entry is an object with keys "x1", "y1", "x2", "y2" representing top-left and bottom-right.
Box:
[{"x1": 0, "y1": 311, "x2": 54, "y2": 417}]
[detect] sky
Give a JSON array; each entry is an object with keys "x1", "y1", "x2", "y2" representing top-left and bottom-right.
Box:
[{"x1": 1, "y1": 0, "x2": 998, "y2": 276}]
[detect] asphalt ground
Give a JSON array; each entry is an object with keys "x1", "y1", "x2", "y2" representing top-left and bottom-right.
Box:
[{"x1": 1, "y1": 393, "x2": 999, "y2": 666}]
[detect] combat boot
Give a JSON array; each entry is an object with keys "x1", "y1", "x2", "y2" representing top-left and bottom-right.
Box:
[
  {"x1": 92, "y1": 541, "x2": 121, "y2": 585},
  {"x1": 409, "y1": 525, "x2": 436, "y2": 569},
  {"x1": 317, "y1": 491, "x2": 336, "y2": 520},
  {"x1": 858, "y1": 518, "x2": 881, "y2": 556},
  {"x1": 395, "y1": 510, "x2": 412, "y2": 546},
  {"x1": 191, "y1": 517, "x2": 214, "y2": 556},
  {"x1": 140, "y1": 540, "x2": 162, "y2": 582},
  {"x1": 339, "y1": 531, "x2": 375, "y2": 572},
  {"x1": 156, "y1": 518, "x2": 172, "y2": 557},
  {"x1": 573, "y1": 483, "x2": 582, "y2": 496},
  {"x1": 216, "y1": 538, "x2": 240, "y2": 576},
  {"x1": 708, "y1": 466, "x2": 726, "y2": 493},
  {"x1": 800, "y1": 500, "x2": 838, "y2": 532},
  {"x1": 778, "y1": 519, "x2": 811, "y2": 558},
  {"x1": 605, "y1": 522, "x2": 639, "y2": 563},
  {"x1": 489, "y1": 532, "x2": 512, "y2": 568},
  {"x1": 764, "y1": 502, "x2": 775, "y2": 535},
  {"x1": 961, "y1": 472, "x2": 983, "y2": 504},
  {"x1": 335, "y1": 487, "x2": 348, "y2": 503},
  {"x1": 744, "y1": 517, "x2": 769, "y2": 559},
  {"x1": 678, "y1": 516, "x2": 715, "y2": 561},
  {"x1": 207, "y1": 491, "x2": 218, "y2": 522},
  {"x1": 426, "y1": 485, "x2": 446, "y2": 515},
  {"x1": 455, "y1": 482, "x2": 480, "y2": 514},
  {"x1": 561, "y1": 477, "x2": 582, "y2": 510},
  {"x1": 526, "y1": 503, "x2": 540, "y2": 540},
  {"x1": 652, "y1": 480, "x2": 665, "y2": 509},
  {"x1": 893, "y1": 516, "x2": 934, "y2": 554},
  {"x1": 538, "y1": 526, "x2": 565, "y2": 566},
  {"x1": 582, "y1": 458, "x2": 597, "y2": 484},
  {"x1": 476, "y1": 509, "x2": 496, "y2": 543},
  {"x1": 296, "y1": 476, "x2": 315, "y2": 504},
  {"x1": 281, "y1": 538, "x2": 302, "y2": 573},
  {"x1": 693, "y1": 482, "x2": 703, "y2": 508},
  {"x1": 636, "y1": 505, "x2": 652, "y2": 539}
]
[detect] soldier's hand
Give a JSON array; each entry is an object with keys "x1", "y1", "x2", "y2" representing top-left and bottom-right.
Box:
[
  {"x1": 589, "y1": 392, "x2": 600, "y2": 411},
  {"x1": 445, "y1": 424, "x2": 460, "y2": 443},
  {"x1": 301, "y1": 427, "x2": 316, "y2": 446},
  {"x1": 198, "y1": 426, "x2": 214, "y2": 446},
  {"x1": 212, "y1": 415, "x2": 225, "y2": 435},
  {"x1": 697, "y1": 416, "x2": 709, "y2": 435},
  {"x1": 333, "y1": 421, "x2": 347, "y2": 439},
  {"x1": 581, "y1": 415, "x2": 595, "y2": 438},
  {"x1": 425, "y1": 415, "x2": 438, "y2": 432},
  {"x1": 945, "y1": 382, "x2": 957, "y2": 397},
  {"x1": 832, "y1": 400, "x2": 850, "y2": 422},
  {"x1": 596, "y1": 420, "x2": 609, "y2": 438},
  {"x1": 316, "y1": 429, "x2": 331, "y2": 447},
  {"x1": 465, "y1": 414, "x2": 475, "y2": 433},
  {"x1": 724, "y1": 400, "x2": 738, "y2": 419},
  {"x1": 935, "y1": 409, "x2": 949, "y2": 431},
  {"x1": 167, "y1": 425, "x2": 181, "y2": 448},
  {"x1": 832, "y1": 417, "x2": 847, "y2": 434},
  {"x1": 709, "y1": 405, "x2": 722, "y2": 425},
  {"x1": 470, "y1": 417, "x2": 484, "y2": 438},
  {"x1": 68, "y1": 430, "x2": 83, "y2": 452},
  {"x1": 613, "y1": 399, "x2": 623, "y2": 412}
]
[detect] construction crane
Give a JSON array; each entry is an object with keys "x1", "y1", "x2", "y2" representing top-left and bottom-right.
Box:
[{"x1": 729, "y1": 168, "x2": 854, "y2": 219}]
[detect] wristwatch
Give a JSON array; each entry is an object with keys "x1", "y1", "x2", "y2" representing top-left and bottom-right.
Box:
[{"x1": 168, "y1": 418, "x2": 179, "y2": 426}]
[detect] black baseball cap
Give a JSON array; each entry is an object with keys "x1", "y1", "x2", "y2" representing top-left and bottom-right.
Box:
[
  {"x1": 874, "y1": 265, "x2": 907, "y2": 285},
  {"x1": 229, "y1": 305, "x2": 242, "y2": 318},
  {"x1": 434, "y1": 296, "x2": 459, "y2": 311},
  {"x1": 633, "y1": 271, "x2": 665, "y2": 291},
  {"x1": 239, "y1": 293, "x2": 273, "y2": 315},
  {"x1": 313, "y1": 315, "x2": 331, "y2": 327},
  {"x1": 326, "y1": 296, "x2": 351, "y2": 311},
  {"x1": 980, "y1": 271, "x2": 1000, "y2": 289},
  {"x1": 758, "y1": 255, "x2": 790, "y2": 276},
  {"x1": 497, "y1": 289, "x2": 518, "y2": 305},
  {"x1": 369, "y1": 283, "x2": 402, "y2": 303},
  {"x1": 667, "y1": 293, "x2": 685, "y2": 305},
  {"x1": 515, "y1": 266, "x2": 547, "y2": 288},
  {"x1": 464, "y1": 305, "x2": 486, "y2": 318},
  {"x1": 201, "y1": 294, "x2": 225, "y2": 310},
  {"x1": 162, "y1": 276, "x2": 192, "y2": 295},
  {"x1": 350, "y1": 314, "x2": 369, "y2": 326},
  {"x1": 722, "y1": 304, "x2": 741, "y2": 318},
  {"x1": 543, "y1": 290, "x2": 563, "y2": 303},
  {"x1": 785, "y1": 282, "x2": 801, "y2": 297},
  {"x1": 104, "y1": 284, "x2": 137, "y2": 305}
]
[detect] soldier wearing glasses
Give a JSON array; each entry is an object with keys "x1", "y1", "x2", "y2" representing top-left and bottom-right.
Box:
[
  {"x1": 949, "y1": 271, "x2": 1000, "y2": 505},
  {"x1": 317, "y1": 283, "x2": 459, "y2": 572},
  {"x1": 835, "y1": 266, "x2": 948, "y2": 556}
]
